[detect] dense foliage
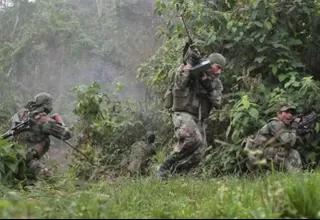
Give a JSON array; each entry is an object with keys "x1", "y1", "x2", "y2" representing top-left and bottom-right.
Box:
[
  {"x1": 2, "y1": 173, "x2": 320, "y2": 218},
  {"x1": 68, "y1": 82, "x2": 170, "y2": 180},
  {"x1": 137, "y1": 0, "x2": 320, "y2": 176},
  {"x1": 2, "y1": 2, "x2": 320, "y2": 218},
  {"x1": 0, "y1": 139, "x2": 26, "y2": 184},
  {"x1": 0, "y1": 0, "x2": 320, "y2": 182}
]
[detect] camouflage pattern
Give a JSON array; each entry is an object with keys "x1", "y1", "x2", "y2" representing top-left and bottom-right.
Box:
[
  {"x1": 207, "y1": 53, "x2": 226, "y2": 68},
  {"x1": 157, "y1": 62, "x2": 223, "y2": 179},
  {"x1": 244, "y1": 117, "x2": 302, "y2": 172},
  {"x1": 172, "y1": 63, "x2": 223, "y2": 119},
  {"x1": 278, "y1": 105, "x2": 296, "y2": 113},
  {"x1": 11, "y1": 96, "x2": 71, "y2": 180},
  {"x1": 127, "y1": 133, "x2": 156, "y2": 176},
  {"x1": 34, "y1": 92, "x2": 53, "y2": 113}
]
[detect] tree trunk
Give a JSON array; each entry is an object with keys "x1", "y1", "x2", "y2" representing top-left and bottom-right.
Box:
[{"x1": 10, "y1": 0, "x2": 20, "y2": 42}]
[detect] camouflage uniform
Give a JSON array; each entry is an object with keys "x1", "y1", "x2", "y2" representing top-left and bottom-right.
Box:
[
  {"x1": 244, "y1": 105, "x2": 302, "y2": 172},
  {"x1": 11, "y1": 93, "x2": 72, "y2": 181},
  {"x1": 127, "y1": 132, "x2": 156, "y2": 176},
  {"x1": 156, "y1": 53, "x2": 226, "y2": 179}
]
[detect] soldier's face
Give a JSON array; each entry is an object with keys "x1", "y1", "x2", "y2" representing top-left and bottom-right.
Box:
[
  {"x1": 207, "y1": 64, "x2": 223, "y2": 77},
  {"x1": 278, "y1": 110, "x2": 294, "y2": 124}
]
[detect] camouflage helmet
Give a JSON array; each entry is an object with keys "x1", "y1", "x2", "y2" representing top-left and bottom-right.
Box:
[
  {"x1": 278, "y1": 104, "x2": 296, "y2": 113},
  {"x1": 145, "y1": 132, "x2": 155, "y2": 144},
  {"x1": 207, "y1": 53, "x2": 226, "y2": 68},
  {"x1": 35, "y1": 92, "x2": 53, "y2": 113}
]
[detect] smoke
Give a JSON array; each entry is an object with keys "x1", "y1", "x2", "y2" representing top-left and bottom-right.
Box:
[{"x1": 2, "y1": 0, "x2": 162, "y2": 124}]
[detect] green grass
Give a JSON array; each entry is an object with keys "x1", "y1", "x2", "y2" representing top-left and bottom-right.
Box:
[{"x1": 1, "y1": 171, "x2": 320, "y2": 218}]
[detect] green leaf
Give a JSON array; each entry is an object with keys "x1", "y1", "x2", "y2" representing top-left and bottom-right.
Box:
[
  {"x1": 253, "y1": 21, "x2": 263, "y2": 28},
  {"x1": 231, "y1": 130, "x2": 240, "y2": 142},
  {"x1": 248, "y1": 108, "x2": 259, "y2": 119},
  {"x1": 290, "y1": 39, "x2": 302, "y2": 46},
  {"x1": 292, "y1": 81, "x2": 300, "y2": 87},
  {"x1": 254, "y1": 56, "x2": 266, "y2": 64},
  {"x1": 278, "y1": 74, "x2": 288, "y2": 82},
  {"x1": 224, "y1": 43, "x2": 234, "y2": 49},
  {"x1": 271, "y1": 65, "x2": 278, "y2": 75},
  {"x1": 256, "y1": 46, "x2": 268, "y2": 52},
  {"x1": 241, "y1": 95, "x2": 250, "y2": 109},
  {"x1": 0, "y1": 162, "x2": 4, "y2": 173},
  {"x1": 316, "y1": 123, "x2": 320, "y2": 133},
  {"x1": 6, "y1": 162, "x2": 17, "y2": 173},
  {"x1": 227, "y1": 21, "x2": 233, "y2": 30},
  {"x1": 272, "y1": 43, "x2": 290, "y2": 50},
  {"x1": 264, "y1": 21, "x2": 272, "y2": 30},
  {"x1": 226, "y1": 125, "x2": 232, "y2": 139}
]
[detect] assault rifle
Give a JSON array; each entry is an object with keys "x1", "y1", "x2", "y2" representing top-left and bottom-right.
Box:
[
  {"x1": 1, "y1": 119, "x2": 32, "y2": 140},
  {"x1": 1, "y1": 118, "x2": 94, "y2": 165},
  {"x1": 180, "y1": 13, "x2": 211, "y2": 75},
  {"x1": 291, "y1": 111, "x2": 320, "y2": 134}
]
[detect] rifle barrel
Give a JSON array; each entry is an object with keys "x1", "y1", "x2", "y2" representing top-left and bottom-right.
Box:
[
  {"x1": 180, "y1": 13, "x2": 193, "y2": 44},
  {"x1": 63, "y1": 140, "x2": 94, "y2": 165}
]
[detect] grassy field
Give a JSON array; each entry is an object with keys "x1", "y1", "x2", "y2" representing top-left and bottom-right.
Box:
[{"x1": 1, "y1": 171, "x2": 320, "y2": 219}]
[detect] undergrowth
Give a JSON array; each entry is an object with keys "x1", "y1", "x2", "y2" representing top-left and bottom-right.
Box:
[{"x1": 1, "y1": 171, "x2": 320, "y2": 218}]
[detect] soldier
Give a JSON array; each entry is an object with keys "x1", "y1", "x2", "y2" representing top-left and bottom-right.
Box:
[
  {"x1": 9, "y1": 92, "x2": 72, "y2": 182},
  {"x1": 243, "y1": 104, "x2": 302, "y2": 173},
  {"x1": 156, "y1": 51, "x2": 226, "y2": 180},
  {"x1": 127, "y1": 132, "x2": 157, "y2": 176}
]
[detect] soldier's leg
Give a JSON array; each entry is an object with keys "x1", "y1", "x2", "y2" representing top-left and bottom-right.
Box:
[
  {"x1": 173, "y1": 143, "x2": 205, "y2": 174},
  {"x1": 245, "y1": 159, "x2": 258, "y2": 172},
  {"x1": 262, "y1": 147, "x2": 285, "y2": 171},
  {"x1": 156, "y1": 112, "x2": 204, "y2": 179},
  {"x1": 173, "y1": 120, "x2": 207, "y2": 173},
  {"x1": 26, "y1": 159, "x2": 51, "y2": 180}
]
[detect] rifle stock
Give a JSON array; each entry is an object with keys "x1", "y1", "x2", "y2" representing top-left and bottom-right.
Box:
[
  {"x1": 1, "y1": 119, "x2": 31, "y2": 140},
  {"x1": 1, "y1": 131, "x2": 13, "y2": 140}
]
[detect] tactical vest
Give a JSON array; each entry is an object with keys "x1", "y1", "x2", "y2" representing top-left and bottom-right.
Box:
[
  {"x1": 244, "y1": 117, "x2": 280, "y2": 151},
  {"x1": 172, "y1": 82, "x2": 215, "y2": 120}
]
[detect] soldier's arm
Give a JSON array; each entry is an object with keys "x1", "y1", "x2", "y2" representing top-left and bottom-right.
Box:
[
  {"x1": 174, "y1": 64, "x2": 192, "y2": 89},
  {"x1": 40, "y1": 117, "x2": 72, "y2": 141},
  {"x1": 268, "y1": 121, "x2": 297, "y2": 147},
  {"x1": 209, "y1": 78, "x2": 223, "y2": 109}
]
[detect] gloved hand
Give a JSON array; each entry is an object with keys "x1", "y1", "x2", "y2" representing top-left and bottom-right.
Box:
[
  {"x1": 52, "y1": 113, "x2": 65, "y2": 125},
  {"x1": 185, "y1": 48, "x2": 201, "y2": 66},
  {"x1": 291, "y1": 118, "x2": 300, "y2": 130}
]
